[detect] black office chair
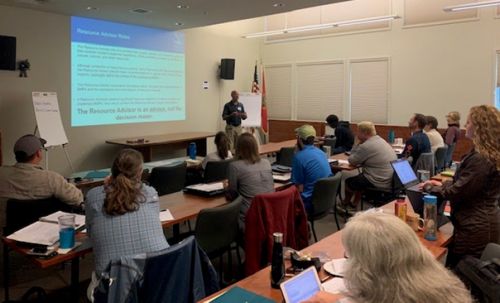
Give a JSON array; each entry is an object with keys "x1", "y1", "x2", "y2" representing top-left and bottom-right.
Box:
[
  {"x1": 204, "y1": 159, "x2": 234, "y2": 183},
  {"x1": 195, "y1": 197, "x2": 242, "y2": 284},
  {"x1": 323, "y1": 138, "x2": 337, "y2": 154},
  {"x1": 360, "y1": 173, "x2": 403, "y2": 210},
  {"x1": 308, "y1": 174, "x2": 342, "y2": 242},
  {"x1": 434, "y1": 146, "x2": 448, "y2": 173},
  {"x1": 149, "y1": 162, "x2": 187, "y2": 196},
  {"x1": 275, "y1": 147, "x2": 295, "y2": 167},
  {"x1": 4, "y1": 197, "x2": 74, "y2": 236}
]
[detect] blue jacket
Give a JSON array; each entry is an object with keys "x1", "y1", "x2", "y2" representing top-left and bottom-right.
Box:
[{"x1": 94, "y1": 236, "x2": 219, "y2": 303}]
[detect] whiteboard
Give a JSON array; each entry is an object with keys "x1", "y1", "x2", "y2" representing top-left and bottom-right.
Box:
[
  {"x1": 32, "y1": 92, "x2": 68, "y2": 147},
  {"x1": 239, "y1": 92, "x2": 262, "y2": 127}
]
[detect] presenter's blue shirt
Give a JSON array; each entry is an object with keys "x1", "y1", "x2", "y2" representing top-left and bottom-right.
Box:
[
  {"x1": 222, "y1": 101, "x2": 246, "y2": 126},
  {"x1": 291, "y1": 145, "x2": 332, "y2": 212}
]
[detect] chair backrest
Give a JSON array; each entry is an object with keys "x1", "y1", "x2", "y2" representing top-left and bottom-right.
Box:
[
  {"x1": 203, "y1": 159, "x2": 233, "y2": 183},
  {"x1": 310, "y1": 174, "x2": 342, "y2": 220},
  {"x1": 481, "y1": 243, "x2": 500, "y2": 261},
  {"x1": 4, "y1": 197, "x2": 73, "y2": 235},
  {"x1": 414, "y1": 152, "x2": 435, "y2": 176},
  {"x1": 434, "y1": 146, "x2": 448, "y2": 173},
  {"x1": 276, "y1": 147, "x2": 295, "y2": 167},
  {"x1": 149, "y1": 162, "x2": 187, "y2": 196},
  {"x1": 195, "y1": 197, "x2": 242, "y2": 256},
  {"x1": 323, "y1": 137, "x2": 337, "y2": 149},
  {"x1": 444, "y1": 143, "x2": 456, "y2": 168}
]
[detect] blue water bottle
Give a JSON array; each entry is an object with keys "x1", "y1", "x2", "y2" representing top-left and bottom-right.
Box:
[
  {"x1": 188, "y1": 142, "x2": 197, "y2": 160},
  {"x1": 388, "y1": 129, "x2": 395, "y2": 144},
  {"x1": 423, "y1": 195, "x2": 438, "y2": 241}
]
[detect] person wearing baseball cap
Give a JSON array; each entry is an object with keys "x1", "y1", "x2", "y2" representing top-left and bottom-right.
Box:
[
  {"x1": 291, "y1": 125, "x2": 332, "y2": 214},
  {"x1": 0, "y1": 134, "x2": 83, "y2": 208}
]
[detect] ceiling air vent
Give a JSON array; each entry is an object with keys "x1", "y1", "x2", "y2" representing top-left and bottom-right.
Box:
[{"x1": 130, "y1": 8, "x2": 152, "y2": 14}]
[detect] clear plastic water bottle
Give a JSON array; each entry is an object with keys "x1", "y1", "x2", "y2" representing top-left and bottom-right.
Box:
[
  {"x1": 423, "y1": 195, "x2": 438, "y2": 241},
  {"x1": 188, "y1": 142, "x2": 197, "y2": 160},
  {"x1": 270, "y1": 232, "x2": 284, "y2": 288}
]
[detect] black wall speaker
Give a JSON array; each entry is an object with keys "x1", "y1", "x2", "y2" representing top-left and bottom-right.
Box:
[
  {"x1": 0, "y1": 35, "x2": 16, "y2": 71},
  {"x1": 220, "y1": 58, "x2": 235, "y2": 80}
]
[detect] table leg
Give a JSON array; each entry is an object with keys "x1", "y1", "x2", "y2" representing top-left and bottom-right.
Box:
[
  {"x1": 70, "y1": 257, "x2": 80, "y2": 302},
  {"x1": 3, "y1": 244, "x2": 10, "y2": 301}
]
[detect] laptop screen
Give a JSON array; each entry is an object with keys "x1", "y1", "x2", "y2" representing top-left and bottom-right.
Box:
[
  {"x1": 391, "y1": 159, "x2": 418, "y2": 186},
  {"x1": 281, "y1": 267, "x2": 321, "y2": 303}
]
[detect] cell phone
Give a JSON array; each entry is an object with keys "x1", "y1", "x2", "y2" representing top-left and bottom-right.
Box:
[{"x1": 27, "y1": 248, "x2": 57, "y2": 258}]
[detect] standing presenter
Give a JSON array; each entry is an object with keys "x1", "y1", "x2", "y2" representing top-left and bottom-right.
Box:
[{"x1": 222, "y1": 90, "x2": 247, "y2": 151}]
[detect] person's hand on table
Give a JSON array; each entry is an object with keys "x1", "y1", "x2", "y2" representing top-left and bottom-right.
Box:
[
  {"x1": 103, "y1": 175, "x2": 112, "y2": 186},
  {"x1": 419, "y1": 179, "x2": 442, "y2": 190},
  {"x1": 300, "y1": 291, "x2": 344, "y2": 303}
]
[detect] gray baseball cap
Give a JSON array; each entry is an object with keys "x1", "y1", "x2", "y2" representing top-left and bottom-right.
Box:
[{"x1": 13, "y1": 134, "x2": 47, "y2": 157}]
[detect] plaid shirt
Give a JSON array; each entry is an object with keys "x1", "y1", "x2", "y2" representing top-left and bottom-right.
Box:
[{"x1": 85, "y1": 184, "x2": 169, "y2": 275}]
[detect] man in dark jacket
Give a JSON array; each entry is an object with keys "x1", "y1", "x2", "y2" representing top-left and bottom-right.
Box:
[{"x1": 325, "y1": 114, "x2": 355, "y2": 154}]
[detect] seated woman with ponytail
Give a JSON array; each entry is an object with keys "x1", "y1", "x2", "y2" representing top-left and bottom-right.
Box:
[{"x1": 85, "y1": 149, "x2": 169, "y2": 300}]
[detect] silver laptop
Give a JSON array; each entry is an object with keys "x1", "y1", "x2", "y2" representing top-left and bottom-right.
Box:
[{"x1": 390, "y1": 159, "x2": 425, "y2": 215}]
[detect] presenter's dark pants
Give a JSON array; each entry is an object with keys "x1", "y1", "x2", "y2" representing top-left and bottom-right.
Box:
[{"x1": 225, "y1": 124, "x2": 242, "y2": 152}]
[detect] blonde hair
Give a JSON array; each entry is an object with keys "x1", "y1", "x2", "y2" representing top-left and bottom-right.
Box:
[
  {"x1": 469, "y1": 105, "x2": 500, "y2": 170},
  {"x1": 446, "y1": 111, "x2": 461, "y2": 123},
  {"x1": 342, "y1": 211, "x2": 473, "y2": 303},
  {"x1": 357, "y1": 121, "x2": 376, "y2": 136}
]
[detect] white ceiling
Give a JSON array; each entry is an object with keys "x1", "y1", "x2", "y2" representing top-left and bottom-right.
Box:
[{"x1": 0, "y1": 0, "x2": 349, "y2": 30}]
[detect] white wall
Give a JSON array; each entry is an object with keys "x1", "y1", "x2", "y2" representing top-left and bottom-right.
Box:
[
  {"x1": 260, "y1": 1, "x2": 500, "y2": 127},
  {"x1": 0, "y1": 5, "x2": 261, "y2": 174}
]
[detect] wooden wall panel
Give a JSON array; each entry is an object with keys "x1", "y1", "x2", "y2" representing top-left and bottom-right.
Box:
[{"x1": 268, "y1": 119, "x2": 472, "y2": 161}]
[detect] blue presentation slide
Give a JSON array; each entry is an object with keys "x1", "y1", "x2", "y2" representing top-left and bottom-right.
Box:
[{"x1": 71, "y1": 17, "x2": 185, "y2": 126}]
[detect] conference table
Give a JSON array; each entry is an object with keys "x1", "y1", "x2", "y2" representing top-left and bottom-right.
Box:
[
  {"x1": 2, "y1": 190, "x2": 226, "y2": 303},
  {"x1": 259, "y1": 139, "x2": 296, "y2": 155},
  {"x1": 105, "y1": 131, "x2": 215, "y2": 162},
  {"x1": 201, "y1": 199, "x2": 453, "y2": 302}
]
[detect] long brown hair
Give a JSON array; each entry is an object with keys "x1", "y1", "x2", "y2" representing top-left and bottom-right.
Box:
[
  {"x1": 235, "y1": 133, "x2": 260, "y2": 164},
  {"x1": 469, "y1": 105, "x2": 500, "y2": 170},
  {"x1": 214, "y1": 131, "x2": 230, "y2": 160},
  {"x1": 104, "y1": 149, "x2": 145, "y2": 215}
]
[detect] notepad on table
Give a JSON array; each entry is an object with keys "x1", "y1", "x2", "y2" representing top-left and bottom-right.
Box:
[{"x1": 159, "y1": 209, "x2": 174, "y2": 222}]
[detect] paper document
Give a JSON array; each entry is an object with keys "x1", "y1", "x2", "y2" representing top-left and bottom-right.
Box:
[
  {"x1": 40, "y1": 211, "x2": 86, "y2": 229},
  {"x1": 337, "y1": 159, "x2": 350, "y2": 165},
  {"x1": 7, "y1": 221, "x2": 60, "y2": 246},
  {"x1": 185, "y1": 182, "x2": 224, "y2": 192},
  {"x1": 159, "y1": 209, "x2": 174, "y2": 222},
  {"x1": 322, "y1": 277, "x2": 347, "y2": 294},
  {"x1": 273, "y1": 173, "x2": 291, "y2": 182}
]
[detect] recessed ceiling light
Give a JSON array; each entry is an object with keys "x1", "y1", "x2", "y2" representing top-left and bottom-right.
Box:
[
  {"x1": 175, "y1": 22, "x2": 184, "y2": 26},
  {"x1": 86, "y1": 6, "x2": 97, "y2": 10},
  {"x1": 129, "y1": 8, "x2": 152, "y2": 14},
  {"x1": 272, "y1": 3, "x2": 284, "y2": 7},
  {"x1": 177, "y1": 4, "x2": 190, "y2": 9}
]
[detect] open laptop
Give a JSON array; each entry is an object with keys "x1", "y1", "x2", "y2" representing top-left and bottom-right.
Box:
[
  {"x1": 280, "y1": 267, "x2": 322, "y2": 303},
  {"x1": 390, "y1": 159, "x2": 425, "y2": 215}
]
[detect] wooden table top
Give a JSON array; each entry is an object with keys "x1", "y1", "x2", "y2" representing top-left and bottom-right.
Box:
[
  {"x1": 259, "y1": 140, "x2": 296, "y2": 155},
  {"x1": 105, "y1": 131, "x2": 215, "y2": 147},
  {"x1": 201, "y1": 200, "x2": 453, "y2": 302}
]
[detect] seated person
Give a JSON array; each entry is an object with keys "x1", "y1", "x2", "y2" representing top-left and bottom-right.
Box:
[
  {"x1": 324, "y1": 114, "x2": 354, "y2": 154},
  {"x1": 342, "y1": 121, "x2": 397, "y2": 210},
  {"x1": 403, "y1": 113, "x2": 431, "y2": 166},
  {"x1": 225, "y1": 133, "x2": 274, "y2": 229},
  {"x1": 85, "y1": 149, "x2": 169, "y2": 300},
  {"x1": 0, "y1": 134, "x2": 83, "y2": 220},
  {"x1": 303, "y1": 212, "x2": 473, "y2": 303},
  {"x1": 444, "y1": 111, "x2": 461, "y2": 146},
  {"x1": 200, "y1": 131, "x2": 233, "y2": 170},
  {"x1": 291, "y1": 125, "x2": 332, "y2": 213},
  {"x1": 424, "y1": 115, "x2": 445, "y2": 153}
]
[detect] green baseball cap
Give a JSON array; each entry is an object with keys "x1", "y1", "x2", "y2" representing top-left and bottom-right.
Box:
[{"x1": 295, "y1": 124, "x2": 316, "y2": 140}]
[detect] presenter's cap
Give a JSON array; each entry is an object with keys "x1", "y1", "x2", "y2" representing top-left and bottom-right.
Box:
[
  {"x1": 295, "y1": 124, "x2": 316, "y2": 140},
  {"x1": 14, "y1": 134, "x2": 47, "y2": 157}
]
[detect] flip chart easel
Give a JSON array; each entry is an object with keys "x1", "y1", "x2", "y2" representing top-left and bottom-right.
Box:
[{"x1": 32, "y1": 92, "x2": 74, "y2": 172}]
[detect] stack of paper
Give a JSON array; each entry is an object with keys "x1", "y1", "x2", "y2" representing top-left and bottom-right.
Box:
[
  {"x1": 185, "y1": 182, "x2": 224, "y2": 192},
  {"x1": 7, "y1": 221, "x2": 60, "y2": 246},
  {"x1": 159, "y1": 209, "x2": 174, "y2": 222},
  {"x1": 40, "y1": 211, "x2": 86, "y2": 229}
]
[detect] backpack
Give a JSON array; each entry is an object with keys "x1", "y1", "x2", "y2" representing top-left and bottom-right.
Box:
[{"x1": 455, "y1": 256, "x2": 500, "y2": 303}]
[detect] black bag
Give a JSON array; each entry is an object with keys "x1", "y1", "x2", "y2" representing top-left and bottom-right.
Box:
[
  {"x1": 455, "y1": 256, "x2": 500, "y2": 303},
  {"x1": 4, "y1": 286, "x2": 47, "y2": 303}
]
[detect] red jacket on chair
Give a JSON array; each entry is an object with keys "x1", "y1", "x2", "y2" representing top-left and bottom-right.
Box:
[{"x1": 244, "y1": 186, "x2": 309, "y2": 276}]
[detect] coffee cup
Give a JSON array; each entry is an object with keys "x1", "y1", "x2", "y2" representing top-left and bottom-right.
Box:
[{"x1": 406, "y1": 213, "x2": 424, "y2": 232}]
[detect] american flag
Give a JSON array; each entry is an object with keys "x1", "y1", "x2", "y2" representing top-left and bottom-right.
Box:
[
  {"x1": 251, "y1": 63, "x2": 268, "y2": 133},
  {"x1": 252, "y1": 64, "x2": 260, "y2": 93}
]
